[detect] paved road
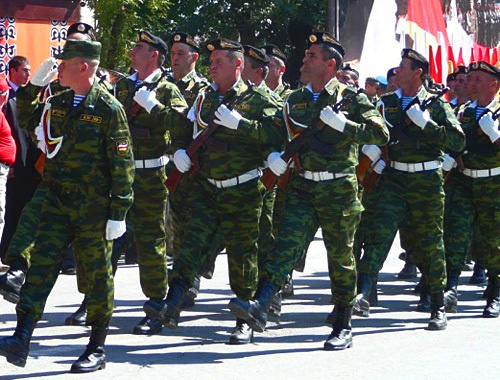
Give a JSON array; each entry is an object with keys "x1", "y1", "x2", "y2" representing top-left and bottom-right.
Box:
[{"x1": 1, "y1": 232, "x2": 499, "y2": 379}]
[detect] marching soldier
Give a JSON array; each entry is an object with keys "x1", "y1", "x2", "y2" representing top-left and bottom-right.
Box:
[
  {"x1": 261, "y1": 44, "x2": 293, "y2": 100},
  {"x1": 112, "y1": 31, "x2": 188, "y2": 335},
  {"x1": 338, "y1": 63, "x2": 360, "y2": 88},
  {"x1": 0, "y1": 39, "x2": 134, "y2": 372},
  {"x1": 354, "y1": 49, "x2": 465, "y2": 330},
  {"x1": 442, "y1": 61, "x2": 500, "y2": 317},
  {"x1": 144, "y1": 38, "x2": 285, "y2": 344},
  {"x1": 228, "y1": 31, "x2": 389, "y2": 350}
]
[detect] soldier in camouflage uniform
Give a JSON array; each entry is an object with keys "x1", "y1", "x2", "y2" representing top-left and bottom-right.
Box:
[
  {"x1": 354, "y1": 49, "x2": 465, "y2": 331},
  {"x1": 229, "y1": 32, "x2": 389, "y2": 351},
  {"x1": 144, "y1": 38, "x2": 285, "y2": 344},
  {"x1": 442, "y1": 61, "x2": 500, "y2": 318},
  {"x1": 111, "y1": 31, "x2": 188, "y2": 335},
  {"x1": 0, "y1": 24, "x2": 114, "y2": 306},
  {"x1": 0, "y1": 39, "x2": 134, "y2": 372},
  {"x1": 262, "y1": 44, "x2": 293, "y2": 100},
  {"x1": 166, "y1": 32, "x2": 220, "y2": 308}
]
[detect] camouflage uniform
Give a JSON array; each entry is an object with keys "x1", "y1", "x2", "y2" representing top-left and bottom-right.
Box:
[
  {"x1": 358, "y1": 87, "x2": 465, "y2": 295},
  {"x1": 17, "y1": 79, "x2": 134, "y2": 326},
  {"x1": 114, "y1": 69, "x2": 188, "y2": 302},
  {"x1": 170, "y1": 78, "x2": 285, "y2": 300},
  {"x1": 262, "y1": 79, "x2": 390, "y2": 307},
  {"x1": 444, "y1": 98, "x2": 500, "y2": 283}
]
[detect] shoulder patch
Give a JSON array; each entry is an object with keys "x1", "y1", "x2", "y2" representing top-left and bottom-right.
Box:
[{"x1": 116, "y1": 138, "x2": 130, "y2": 156}]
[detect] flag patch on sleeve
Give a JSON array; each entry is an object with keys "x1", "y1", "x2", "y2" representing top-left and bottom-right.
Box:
[{"x1": 116, "y1": 139, "x2": 130, "y2": 156}]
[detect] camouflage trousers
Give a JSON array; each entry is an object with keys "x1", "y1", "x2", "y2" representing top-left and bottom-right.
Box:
[
  {"x1": 263, "y1": 174, "x2": 361, "y2": 307},
  {"x1": 4, "y1": 181, "x2": 48, "y2": 269},
  {"x1": 258, "y1": 187, "x2": 276, "y2": 277},
  {"x1": 444, "y1": 171, "x2": 500, "y2": 281},
  {"x1": 359, "y1": 168, "x2": 447, "y2": 293},
  {"x1": 127, "y1": 167, "x2": 168, "y2": 301},
  {"x1": 17, "y1": 185, "x2": 113, "y2": 327},
  {"x1": 171, "y1": 177, "x2": 264, "y2": 301}
]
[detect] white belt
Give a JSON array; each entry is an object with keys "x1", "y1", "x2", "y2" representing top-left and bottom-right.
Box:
[
  {"x1": 299, "y1": 170, "x2": 349, "y2": 182},
  {"x1": 390, "y1": 160, "x2": 442, "y2": 173},
  {"x1": 462, "y1": 166, "x2": 500, "y2": 178},
  {"x1": 207, "y1": 168, "x2": 261, "y2": 189},
  {"x1": 135, "y1": 155, "x2": 169, "y2": 169}
]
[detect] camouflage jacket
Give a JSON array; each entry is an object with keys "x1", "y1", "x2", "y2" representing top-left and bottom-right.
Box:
[
  {"x1": 273, "y1": 82, "x2": 293, "y2": 101},
  {"x1": 167, "y1": 70, "x2": 209, "y2": 108},
  {"x1": 460, "y1": 98, "x2": 500, "y2": 169},
  {"x1": 283, "y1": 78, "x2": 389, "y2": 173},
  {"x1": 179, "y1": 77, "x2": 286, "y2": 179},
  {"x1": 377, "y1": 86, "x2": 465, "y2": 162},
  {"x1": 114, "y1": 69, "x2": 188, "y2": 160},
  {"x1": 41, "y1": 79, "x2": 135, "y2": 220}
]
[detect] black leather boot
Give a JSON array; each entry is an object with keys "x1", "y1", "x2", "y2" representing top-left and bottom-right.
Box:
[
  {"x1": 0, "y1": 311, "x2": 36, "y2": 367},
  {"x1": 369, "y1": 277, "x2": 378, "y2": 307},
  {"x1": 228, "y1": 280, "x2": 277, "y2": 333},
  {"x1": 353, "y1": 274, "x2": 372, "y2": 317},
  {"x1": 65, "y1": 298, "x2": 88, "y2": 326},
  {"x1": 398, "y1": 262, "x2": 417, "y2": 279},
  {"x1": 228, "y1": 318, "x2": 254, "y2": 344},
  {"x1": 70, "y1": 326, "x2": 107, "y2": 373},
  {"x1": 444, "y1": 272, "x2": 459, "y2": 313},
  {"x1": 324, "y1": 306, "x2": 353, "y2": 351},
  {"x1": 0, "y1": 267, "x2": 26, "y2": 304},
  {"x1": 182, "y1": 276, "x2": 200, "y2": 309},
  {"x1": 417, "y1": 283, "x2": 431, "y2": 312},
  {"x1": 469, "y1": 263, "x2": 487, "y2": 284},
  {"x1": 482, "y1": 278, "x2": 500, "y2": 318},
  {"x1": 282, "y1": 275, "x2": 294, "y2": 298},
  {"x1": 268, "y1": 292, "x2": 282, "y2": 318},
  {"x1": 143, "y1": 278, "x2": 188, "y2": 329},
  {"x1": 427, "y1": 291, "x2": 447, "y2": 330},
  {"x1": 133, "y1": 316, "x2": 163, "y2": 335}
]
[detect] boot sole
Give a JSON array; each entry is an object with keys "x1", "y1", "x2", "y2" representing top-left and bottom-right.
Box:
[
  {"x1": 481, "y1": 312, "x2": 499, "y2": 318},
  {"x1": 323, "y1": 341, "x2": 353, "y2": 351},
  {"x1": 70, "y1": 361, "x2": 106, "y2": 373},
  {"x1": 427, "y1": 323, "x2": 447, "y2": 330},
  {"x1": 228, "y1": 302, "x2": 266, "y2": 333},
  {"x1": 0, "y1": 348, "x2": 27, "y2": 367},
  {"x1": 228, "y1": 334, "x2": 254, "y2": 345},
  {"x1": 133, "y1": 326, "x2": 163, "y2": 335},
  {"x1": 0, "y1": 288, "x2": 19, "y2": 304}
]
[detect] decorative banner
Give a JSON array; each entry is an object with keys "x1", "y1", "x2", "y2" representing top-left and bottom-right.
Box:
[{"x1": 0, "y1": 17, "x2": 67, "y2": 79}]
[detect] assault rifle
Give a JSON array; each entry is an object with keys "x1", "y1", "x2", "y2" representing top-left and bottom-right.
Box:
[
  {"x1": 165, "y1": 82, "x2": 255, "y2": 194},
  {"x1": 260, "y1": 88, "x2": 363, "y2": 192}
]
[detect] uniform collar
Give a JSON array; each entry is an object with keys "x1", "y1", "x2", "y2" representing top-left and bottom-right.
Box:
[
  {"x1": 79, "y1": 78, "x2": 102, "y2": 110},
  {"x1": 305, "y1": 77, "x2": 338, "y2": 95},
  {"x1": 7, "y1": 79, "x2": 18, "y2": 93},
  {"x1": 128, "y1": 68, "x2": 162, "y2": 83},
  {"x1": 470, "y1": 97, "x2": 499, "y2": 111}
]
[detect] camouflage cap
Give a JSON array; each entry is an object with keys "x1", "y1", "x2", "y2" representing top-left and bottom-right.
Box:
[
  {"x1": 243, "y1": 45, "x2": 269, "y2": 65},
  {"x1": 205, "y1": 38, "x2": 243, "y2": 53},
  {"x1": 67, "y1": 22, "x2": 96, "y2": 41},
  {"x1": 342, "y1": 63, "x2": 359, "y2": 77},
  {"x1": 170, "y1": 31, "x2": 199, "y2": 52},
  {"x1": 54, "y1": 39, "x2": 101, "y2": 60},
  {"x1": 468, "y1": 61, "x2": 500, "y2": 79},
  {"x1": 260, "y1": 44, "x2": 286, "y2": 62},
  {"x1": 307, "y1": 31, "x2": 345, "y2": 57},
  {"x1": 401, "y1": 48, "x2": 429, "y2": 72},
  {"x1": 138, "y1": 31, "x2": 168, "y2": 55}
]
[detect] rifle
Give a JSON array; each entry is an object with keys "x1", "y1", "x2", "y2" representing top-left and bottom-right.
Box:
[
  {"x1": 260, "y1": 88, "x2": 363, "y2": 192},
  {"x1": 164, "y1": 82, "x2": 255, "y2": 195}
]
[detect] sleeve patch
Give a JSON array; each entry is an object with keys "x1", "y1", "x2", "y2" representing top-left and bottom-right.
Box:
[{"x1": 116, "y1": 139, "x2": 130, "y2": 156}]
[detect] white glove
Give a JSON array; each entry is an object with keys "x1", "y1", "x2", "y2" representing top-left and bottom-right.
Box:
[
  {"x1": 362, "y1": 145, "x2": 382, "y2": 162},
  {"x1": 479, "y1": 113, "x2": 500, "y2": 143},
  {"x1": 442, "y1": 154, "x2": 457, "y2": 171},
  {"x1": 34, "y1": 124, "x2": 47, "y2": 153},
  {"x1": 406, "y1": 103, "x2": 431, "y2": 129},
  {"x1": 173, "y1": 149, "x2": 192, "y2": 173},
  {"x1": 31, "y1": 57, "x2": 58, "y2": 87},
  {"x1": 373, "y1": 159, "x2": 386, "y2": 174},
  {"x1": 320, "y1": 106, "x2": 347, "y2": 132},
  {"x1": 106, "y1": 220, "x2": 126, "y2": 240},
  {"x1": 133, "y1": 87, "x2": 161, "y2": 113},
  {"x1": 214, "y1": 104, "x2": 242, "y2": 130},
  {"x1": 267, "y1": 152, "x2": 288, "y2": 176}
]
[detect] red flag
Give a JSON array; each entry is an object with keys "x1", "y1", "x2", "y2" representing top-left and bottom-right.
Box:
[
  {"x1": 491, "y1": 49, "x2": 498, "y2": 66},
  {"x1": 407, "y1": 0, "x2": 450, "y2": 48},
  {"x1": 447, "y1": 45, "x2": 457, "y2": 74},
  {"x1": 435, "y1": 45, "x2": 443, "y2": 83},
  {"x1": 484, "y1": 48, "x2": 491, "y2": 64},
  {"x1": 478, "y1": 47, "x2": 483, "y2": 62},
  {"x1": 457, "y1": 48, "x2": 465, "y2": 66},
  {"x1": 429, "y1": 45, "x2": 439, "y2": 83},
  {"x1": 470, "y1": 47, "x2": 476, "y2": 63}
]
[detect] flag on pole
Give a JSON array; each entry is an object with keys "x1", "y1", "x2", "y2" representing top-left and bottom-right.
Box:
[{"x1": 447, "y1": 45, "x2": 457, "y2": 74}]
